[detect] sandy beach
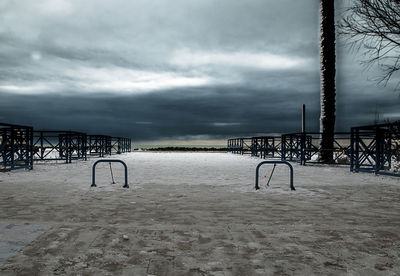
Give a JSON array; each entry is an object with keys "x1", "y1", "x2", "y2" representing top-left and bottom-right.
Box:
[{"x1": 0, "y1": 152, "x2": 399, "y2": 275}]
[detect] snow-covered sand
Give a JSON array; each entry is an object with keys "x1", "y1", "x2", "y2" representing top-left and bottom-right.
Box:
[{"x1": 0, "y1": 152, "x2": 399, "y2": 275}]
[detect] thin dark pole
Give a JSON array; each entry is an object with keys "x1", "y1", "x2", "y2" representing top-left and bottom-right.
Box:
[
  {"x1": 302, "y1": 104, "x2": 306, "y2": 133},
  {"x1": 109, "y1": 162, "x2": 115, "y2": 184},
  {"x1": 301, "y1": 104, "x2": 306, "y2": 165}
]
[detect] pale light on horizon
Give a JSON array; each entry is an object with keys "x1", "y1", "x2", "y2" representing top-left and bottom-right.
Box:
[{"x1": 170, "y1": 48, "x2": 313, "y2": 70}]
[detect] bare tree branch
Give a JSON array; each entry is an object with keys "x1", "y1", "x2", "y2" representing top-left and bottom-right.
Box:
[{"x1": 338, "y1": 0, "x2": 400, "y2": 88}]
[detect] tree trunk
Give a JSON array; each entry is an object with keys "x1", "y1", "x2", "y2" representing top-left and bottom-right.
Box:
[{"x1": 319, "y1": 0, "x2": 336, "y2": 163}]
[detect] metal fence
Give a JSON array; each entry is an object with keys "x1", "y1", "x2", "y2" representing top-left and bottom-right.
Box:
[
  {"x1": 88, "y1": 135, "x2": 112, "y2": 157},
  {"x1": 0, "y1": 123, "x2": 34, "y2": 171},
  {"x1": 228, "y1": 123, "x2": 400, "y2": 175},
  {"x1": 111, "y1": 137, "x2": 131, "y2": 154},
  {"x1": 250, "y1": 136, "x2": 281, "y2": 159},
  {"x1": 1, "y1": 122, "x2": 132, "y2": 172},
  {"x1": 33, "y1": 131, "x2": 87, "y2": 163},
  {"x1": 350, "y1": 122, "x2": 400, "y2": 174},
  {"x1": 281, "y1": 132, "x2": 351, "y2": 165},
  {"x1": 227, "y1": 138, "x2": 252, "y2": 155}
]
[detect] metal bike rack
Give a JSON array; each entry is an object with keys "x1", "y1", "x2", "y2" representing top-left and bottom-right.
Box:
[
  {"x1": 255, "y1": 160, "x2": 295, "y2": 191},
  {"x1": 92, "y1": 159, "x2": 129, "y2": 188}
]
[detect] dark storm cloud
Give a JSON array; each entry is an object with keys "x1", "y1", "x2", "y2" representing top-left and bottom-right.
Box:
[
  {"x1": 0, "y1": 87, "x2": 317, "y2": 141},
  {"x1": 1, "y1": 84, "x2": 398, "y2": 141},
  {"x1": 0, "y1": 0, "x2": 399, "y2": 141}
]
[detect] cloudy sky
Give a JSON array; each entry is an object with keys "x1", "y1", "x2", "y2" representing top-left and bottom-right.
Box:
[{"x1": 0, "y1": 0, "x2": 399, "y2": 143}]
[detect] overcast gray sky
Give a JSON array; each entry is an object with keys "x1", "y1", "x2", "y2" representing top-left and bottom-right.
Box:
[{"x1": 0, "y1": 0, "x2": 399, "y2": 142}]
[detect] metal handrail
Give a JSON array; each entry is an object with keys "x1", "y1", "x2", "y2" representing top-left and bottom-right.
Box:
[
  {"x1": 255, "y1": 160, "x2": 295, "y2": 191},
  {"x1": 92, "y1": 159, "x2": 129, "y2": 188}
]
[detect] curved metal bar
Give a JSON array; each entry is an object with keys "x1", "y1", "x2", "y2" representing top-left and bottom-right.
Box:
[
  {"x1": 92, "y1": 159, "x2": 129, "y2": 188},
  {"x1": 255, "y1": 160, "x2": 295, "y2": 191}
]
